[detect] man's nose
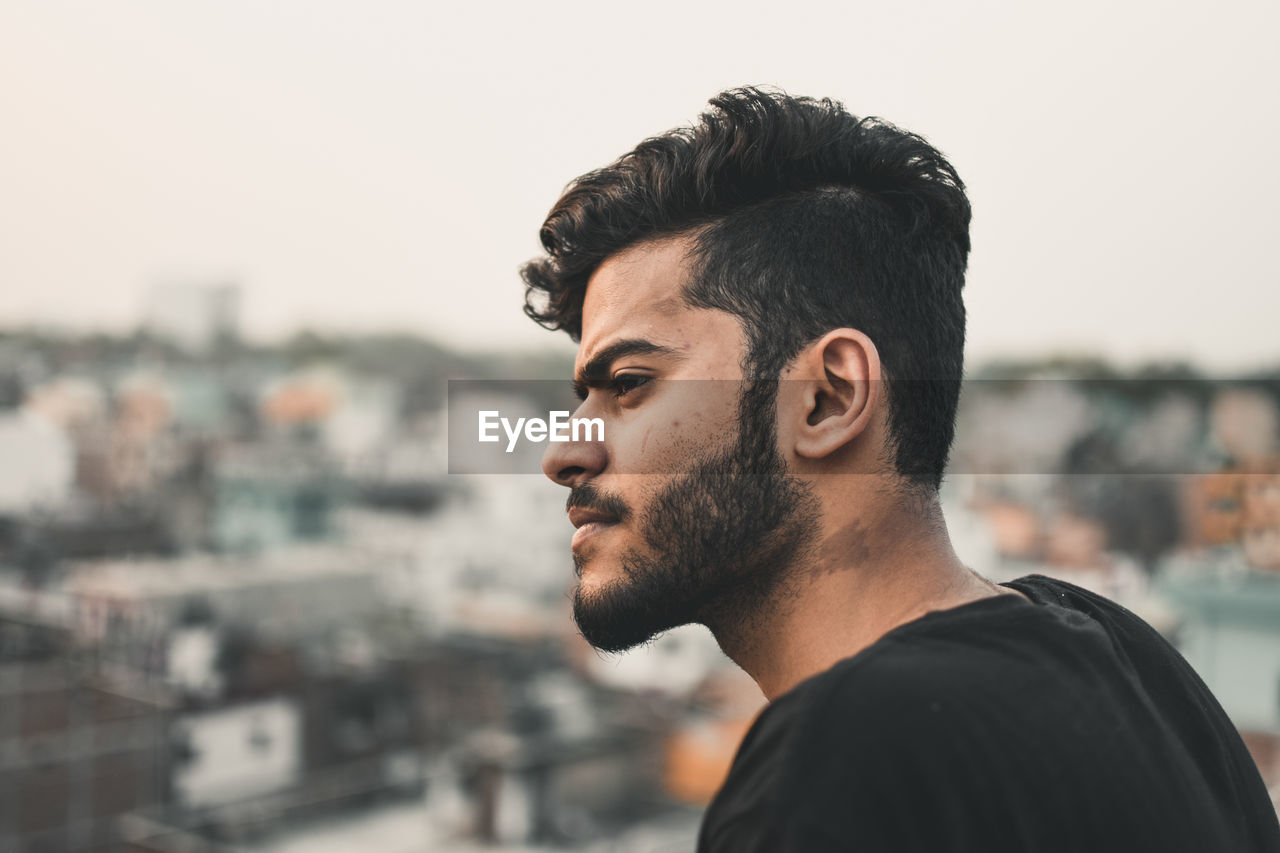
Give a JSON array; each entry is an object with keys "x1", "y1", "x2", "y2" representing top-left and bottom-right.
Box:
[{"x1": 541, "y1": 416, "x2": 607, "y2": 487}]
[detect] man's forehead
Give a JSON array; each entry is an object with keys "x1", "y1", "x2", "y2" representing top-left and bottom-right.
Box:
[{"x1": 577, "y1": 236, "x2": 696, "y2": 364}]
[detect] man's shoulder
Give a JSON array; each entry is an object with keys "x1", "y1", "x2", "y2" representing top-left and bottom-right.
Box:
[
  {"x1": 745, "y1": 581, "x2": 1140, "y2": 748},
  {"x1": 794, "y1": 588, "x2": 1086, "y2": 716},
  {"x1": 705, "y1": 587, "x2": 1136, "y2": 828},
  {"x1": 701, "y1": 579, "x2": 1280, "y2": 853},
  {"x1": 700, "y1": 593, "x2": 1061, "y2": 851},
  {"x1": 736, "y1": 589, "x2": 1065, "y2": 723},
  {"x1": 708, "y1": 593, "x2": 1064, "y2": 812}
]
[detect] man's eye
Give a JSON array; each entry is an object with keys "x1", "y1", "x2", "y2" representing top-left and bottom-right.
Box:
[{"x1": 608, "y1": 374, "x2": 651, "y2": 397}]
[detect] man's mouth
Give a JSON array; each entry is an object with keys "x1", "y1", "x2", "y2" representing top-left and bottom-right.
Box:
[
  {"x1": 568, "y1": 507, "x2": 620, "y2": 551},
  {"x1": 568, "y1": 507, "x2": 618, "y2": 528}
]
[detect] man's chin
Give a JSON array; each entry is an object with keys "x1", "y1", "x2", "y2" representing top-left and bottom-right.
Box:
[{"x1": 571, "y1": 576, "x2": 686, "y2": 654}]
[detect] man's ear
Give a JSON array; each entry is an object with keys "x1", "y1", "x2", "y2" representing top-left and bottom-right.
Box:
[{"x1": 789, "y1": 329, "x2": 882, "y2": 460}]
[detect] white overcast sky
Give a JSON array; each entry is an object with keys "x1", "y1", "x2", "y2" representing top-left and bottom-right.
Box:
[{"x1": 1, "y1": 0, "x2": 1276, "y2": 371}]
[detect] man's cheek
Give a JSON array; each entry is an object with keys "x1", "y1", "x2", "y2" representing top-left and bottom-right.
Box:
[{"x1": 608, "y1": 424, "x2": 670, "y2": 475}]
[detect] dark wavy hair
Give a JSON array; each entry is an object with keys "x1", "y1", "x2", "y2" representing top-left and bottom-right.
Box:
[{"x1": 521, "y1": 86, "x2": 971, "y2": 491}]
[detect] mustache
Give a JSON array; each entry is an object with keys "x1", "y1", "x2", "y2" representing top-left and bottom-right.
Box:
[{"x1": 566, "y1": 483, "x2": 630, "y2": 522}]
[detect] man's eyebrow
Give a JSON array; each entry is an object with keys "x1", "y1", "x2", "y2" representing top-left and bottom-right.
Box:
[{"x1": 572, "y1": 339, "x2": 680, "y2": 398}]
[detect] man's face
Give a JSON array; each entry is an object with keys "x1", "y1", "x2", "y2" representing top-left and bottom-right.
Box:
[{"x1": 541, "y1": 236, "x2": 819, "y2": 652}]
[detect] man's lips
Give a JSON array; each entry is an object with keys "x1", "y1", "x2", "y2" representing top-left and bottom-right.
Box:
[
  {"x1": 568, "y1": 507, "x2": 620, "y2": 552},
  {"x1": 568, "y1": 507, "x2": 619, "y2": 529}
]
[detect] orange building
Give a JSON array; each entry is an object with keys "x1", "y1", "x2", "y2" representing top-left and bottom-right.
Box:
[{"x1": 1184, "y1": 461, "x2": 1280, "y2": 573}]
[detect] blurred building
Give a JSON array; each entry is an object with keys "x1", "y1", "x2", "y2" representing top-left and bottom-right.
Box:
[
  {"x1": 210, "y1": 443, "x2": 340, "y2": 553},
  {"x1": 1159, "y1": 570, "x2": 1280, "y2": 790},
  {"x1": 0, "y1": 409, "x2": 74, "y2": 512},
  {"x1": 0, "y1": 605, "x2": 172, "y2": 852},
  {"x1": 1183, "y1": 466, "x2": 1280, "y2": 571},
  {"x1": 143, "y1": 283, "x2": 241, "y2": 353}
]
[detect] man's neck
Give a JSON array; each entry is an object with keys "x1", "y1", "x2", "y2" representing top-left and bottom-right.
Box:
[{"x1": 707, "y1": 498, "x2": 1019, "y2": 701}]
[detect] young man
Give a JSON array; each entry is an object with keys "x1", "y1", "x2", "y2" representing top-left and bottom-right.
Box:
[{"x1": 523, "y1": 88, "x2": 1280, "y2": 851}]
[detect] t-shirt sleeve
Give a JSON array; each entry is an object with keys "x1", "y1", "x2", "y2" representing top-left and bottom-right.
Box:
[
  {"x1": 700, "y1": 688, "x2": 959, "y2": 853},
  {"x1": 781, "y1": 671, "x2": 973, "y2": 851},
  {"x1": 696, "y1": 693, "x2": 804, "y2": 853},
  {"x1": 699, "y1": 810, "x2": 784, "y2": 853}
]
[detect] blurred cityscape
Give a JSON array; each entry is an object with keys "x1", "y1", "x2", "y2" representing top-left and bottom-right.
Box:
[{"x1": 0, "y1": 283, "x2": 1278, "y2": 851}]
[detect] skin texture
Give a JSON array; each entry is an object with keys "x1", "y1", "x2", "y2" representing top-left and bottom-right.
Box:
[{"x1": 541, "y1": 235, "x2": 1023, "y2": 700}]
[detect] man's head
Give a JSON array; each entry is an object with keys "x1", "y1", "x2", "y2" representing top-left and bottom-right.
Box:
[{"x1": 525, "y1": 87, "x2": 971, "y2": 651}]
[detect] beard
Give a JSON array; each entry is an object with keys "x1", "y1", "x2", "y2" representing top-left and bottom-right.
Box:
[{"x1": 570, "y1": 378, "x2": 820, "y2": 653}]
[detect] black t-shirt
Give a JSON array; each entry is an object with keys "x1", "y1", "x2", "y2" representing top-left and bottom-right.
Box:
[{"x1": 697, "y1": 574, "x2": 1280, "y2": 852}]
